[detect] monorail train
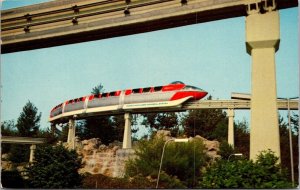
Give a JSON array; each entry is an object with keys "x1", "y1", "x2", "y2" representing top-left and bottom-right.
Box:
[{"x1": 49, "y1": 81, "x2": 208, "y2": 122}]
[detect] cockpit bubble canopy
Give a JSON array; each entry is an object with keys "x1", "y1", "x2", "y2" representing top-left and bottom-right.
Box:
[
  {"x1": 183, "y1": 85, "x2": 204, "y2": 91},
  {"x1": 170, "y1": 81, "x2": 185, "y2": 85}
]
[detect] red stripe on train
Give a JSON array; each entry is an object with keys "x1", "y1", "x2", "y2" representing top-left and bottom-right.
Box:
[{"x1": 170, "y1": 91, "x2": 208, "y2": 101}]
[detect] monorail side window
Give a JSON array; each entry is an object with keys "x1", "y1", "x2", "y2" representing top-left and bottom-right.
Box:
[
  {"x1": 109, "y1": 91, "x2": 116, "y2": 96},
  {"x1": 154, "y1": 86, "x2": 163, "y2": 92},
  {"x1": 143, "y1": 87, "x2": 151, "y2": 93},
  {"x1": 102, "y1": 93, "x2": 109, "y2": 97},
  {"x1": 132, "y1": 88, "x2": 140, "y2": 94}
]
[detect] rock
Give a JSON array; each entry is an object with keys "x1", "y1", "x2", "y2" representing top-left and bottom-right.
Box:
[
  {"x1": 1, "y1": 153, "x2": 9, "y2": 160},
  {"x1": 1, "y1": 161, "x2": 13, "y2": 171},
  {"x1": 155, "y1": 130, "x2": 172, "y2": 140}
]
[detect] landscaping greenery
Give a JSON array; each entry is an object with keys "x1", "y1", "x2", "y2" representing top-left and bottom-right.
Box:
[
  {"x1": 199, "y1": 150, "x2": 292, "y2": 188},
  {"x1": 25, "y1": 145, "x2": 82, "y2": 188},
  {"x1": 125, "y1": 136, "x2": 210, "y2": 188}
]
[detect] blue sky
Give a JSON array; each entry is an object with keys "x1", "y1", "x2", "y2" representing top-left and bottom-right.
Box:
[{"x1": 1, "y1": 1, "x2": 298, "y2": 133}]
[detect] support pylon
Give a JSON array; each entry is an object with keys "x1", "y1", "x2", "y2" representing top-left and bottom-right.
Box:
[
  {"x1": 122, "y1": 113, "x2": 132, "y2": 149},
  {"x1": 67, "y1": 119, "x2": 76, "y2": 149},
  {"x1": 246, "y1": 8, "x2": 281, "y2": 161},
  {"x1": 227, "y1": 108, "x2": 235, "y2": 147}
]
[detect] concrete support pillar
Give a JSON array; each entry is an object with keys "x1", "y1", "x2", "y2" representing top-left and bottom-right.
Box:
[
  {"x1": 51, "y1": 123, "x2": 56, "y2": 135},
  {"x1": 29, "y1": 144, "x2": 36, "y2": 163},
  {"x1": 246, "y1": 10, "x2": 280, "y2": 161},
  {"x1": 67, "y1": 119, "x2": 76, "y2": 149},
  {"x1": 122, "y1": 113, "x2": 132, "y2": 149},
  {"x1": 227, "y1": 108, "x2": 235, "y2": 147}
]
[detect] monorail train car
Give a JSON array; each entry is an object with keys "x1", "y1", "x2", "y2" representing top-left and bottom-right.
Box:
[{"x1": 49, "y1": 81, "x2": 208, "y2": 122}]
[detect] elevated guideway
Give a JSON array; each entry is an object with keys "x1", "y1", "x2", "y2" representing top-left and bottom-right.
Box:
[
  {"x1": 53, "y1": 98, "x2": 298, "y2": 150},
  {"x1": 50, "y1": 99, "x2": 299, "y2": 123},
  {"x1": 1, "y1": 0, "x2": 297, "y2": 53},
  {"x1": 1, "y1": 136, "x2": 46, "y2": 162}
]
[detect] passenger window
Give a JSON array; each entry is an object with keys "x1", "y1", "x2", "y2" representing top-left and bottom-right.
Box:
[
  {"x1": 143, "y1": 87, "x2": 151, "y2": 93},
  {"x1": 154, "y1": 86, "x2": 163, "y2": 92},
  {"x1": 132, "y1": 88, "x2": 140, "y2": 94},
  {"x1": 102, "y1": 93, "x2": 109, "y2": 97},
  {"x1": 109, "y1": 91, "x2": 116, "y2": 96}
]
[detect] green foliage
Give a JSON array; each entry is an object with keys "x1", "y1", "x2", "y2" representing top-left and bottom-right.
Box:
[
  {"x1": 8, "y1": 144, "x2": 30, "y2": 163},
  {"x1": 234, "y1": 120, "x2": 250, "y2": 158},
  {"x1": 141, "y1": 112, "x2": 179, "y2": 136},
  {"x1": 279, "y1": 114, "x2": 299, "y2": 184},
  {"x1": 91, "y1": 83, "x2": 104, "y2": 95},
  {"x1": 218, "y1": 141, "x2": 235, "y2": 160},
  {"x1": 82, "y1": 173, "x2": 155, "y2": 188},
  {"x1": 1, "y1": 120, "x2": 17, "y2": 154},
  {"x1": 26, "y1": 145, "x2": 82, "y2": 188},
  {"x1": 1, "y1": 120, "x2": 17, "y2": 136},
  {"x1": 16, "y1": 101, "x2": 41, "y2": 137},
  {"x1": 1, "y1": 169, "x2": 27, "y2": 188},
  {"x1": 125, "y1": 136, "x2": 210, "y2": 188},
  {"x1": 199, "y1": 150, "x2": 292, "y2": 188},
  {"x1": 181, "y1": 96, "x2": 228, "y2": 141}
]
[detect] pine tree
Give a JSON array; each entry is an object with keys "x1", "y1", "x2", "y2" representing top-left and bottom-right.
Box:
[
  {"x1": 16, "y1": 101, "x2": 41, "y2": 137},
  {"x1": 26, "y1": 145, "x2": 82, "y2": 188}
]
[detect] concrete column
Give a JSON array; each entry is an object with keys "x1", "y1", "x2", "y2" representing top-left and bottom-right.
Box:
[
  {"x1": 51, "y1": 123, "x2": 56, "y2": 135},
  {"x1": 122, "y1": 113, "x2": 132, "y2": 149},
  {"x1": 29, "y1": 144, "x2": 36, "y2": 163},
  {"x1": 246, "y1": 10, "x2": 280, "y2": 161},
  {"x1": 67, "y1": 119, "x2": 76, "y2": 149},
  {"x1": 227, "y1": 108, "x2": 235, "y2": 147}
]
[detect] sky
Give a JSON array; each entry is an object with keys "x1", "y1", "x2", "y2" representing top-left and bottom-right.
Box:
[{"x1": 0, "y1": 1, "x2": 299, "y2": 135}]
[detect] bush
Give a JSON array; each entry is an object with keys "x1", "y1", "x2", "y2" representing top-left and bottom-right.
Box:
[
  {"x1": 125, "y1": 136, "x2": 210, "y2": 188},
  {"x1": 199, "y1": 150, "x2": 292, "y2": 188},
  {"x1": 25, "y1": 145, "x2": 82, "y2": 188},
  {"x1": 1, "y1": 169, "x2": 27, "y2": 188},
  {"x1": 82, "y1": 173, "x2": 155, "y2": 188}
]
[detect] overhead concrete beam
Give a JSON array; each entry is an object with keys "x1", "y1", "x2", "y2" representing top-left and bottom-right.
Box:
[
  {"x1": 1, "y1": 0, "x2": 297, "y2": 53},
  {"x1": 1, "y1": 136, "x2": 46, "y2": 144}
]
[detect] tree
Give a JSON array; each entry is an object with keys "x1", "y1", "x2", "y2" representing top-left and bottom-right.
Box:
[
  {"x1": 91, "y1": 83, "x2": 104, "y2": 95},
  {"x1": 279, "y1": 115, "x2": 299, "y2": 184},
  {"x1": 125, "y1": 136, "x2": 210, "y2": 188},
  {"x1": 181, "y1": 96, "x2": 228, "y2": 141},
  {"x1": 26, "y1": 145, "x2": 82, "y2": 188},
  {"x1": 16, "y1": 101, "x2": 41, "y2": 137},
  {"x1": 1, "y1": 120, "x2": 17, "y2": 136},
  {"x1": 141, "y1": 112, "x2": 180, "y2": 136},
  {"x1": 234, "y1": 120, "x2": 250, "y2": 158},
  {"x1": 1, "y1": 120, "x2": 17, "y2": 154},
  {"x1": 199, "y1": 150, "x2": 292, "y2": 188}
]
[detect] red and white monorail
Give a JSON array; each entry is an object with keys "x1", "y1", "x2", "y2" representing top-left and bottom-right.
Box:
[{"x1": 49, "y1": 81, "x2": 207, "y2": 122}]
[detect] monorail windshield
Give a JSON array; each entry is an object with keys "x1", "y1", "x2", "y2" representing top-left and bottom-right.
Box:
[
  {"x1": 184, "y1": 85, "x2": 204, "y2": 91},
  {"x1": 170, "y1": 81, "x2": 185, "y2": 84}
]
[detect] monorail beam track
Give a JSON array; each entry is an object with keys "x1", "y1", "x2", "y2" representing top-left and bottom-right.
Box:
[
  {"x1": 1, "y1": 0, "x2": 297, "y2": 53},
  {"x1": 50, "y1": 99, "x2": 298, "y2": 123}
]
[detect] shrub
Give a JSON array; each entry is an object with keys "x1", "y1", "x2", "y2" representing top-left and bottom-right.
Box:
[
  {"x1": 82, "y1": 173, "x2": 155, "y2": 188},
  {"x1": 125, "y1": 136, "x2": 210, "y2": 188},
  {"x1": 1, "y1": 169, "x2": 27, "y2": 188},
  {"x1": 25, "y1": 145, "x2": 82, "y2": 188},
  {"x1": 199, "y1": 150, "x2": 292, "y2": 188}
]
